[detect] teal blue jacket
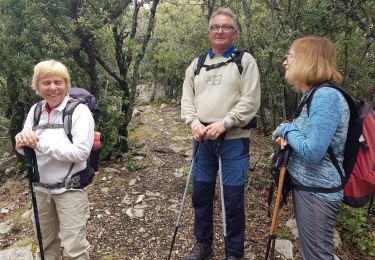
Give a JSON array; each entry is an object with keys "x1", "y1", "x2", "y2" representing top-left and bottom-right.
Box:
[{"x1": 278, "y1": 86, "x2": 350, "y2": 201}]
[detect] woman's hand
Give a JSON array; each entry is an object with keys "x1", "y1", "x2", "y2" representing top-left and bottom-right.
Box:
[
  {"x1": 15, "y1": 130, "x2": 39, "y2": 150},
  {"x1": 276, "y1": 136, "x2": 288, "y2": 150},
  {"x1": 272, "y1": 121, "x2": 290, "y2": 141}
]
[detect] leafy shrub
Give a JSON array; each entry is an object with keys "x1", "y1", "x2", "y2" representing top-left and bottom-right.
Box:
[
  {"x1": 125, "y1": 153, "x2": 144, "y2": 171},
  {"x1": 96, "y1": 87, "x2": 125, "y2": 159},
  {"x1": 337, "y1": 205, "x2": 375, "y2": 257},
  {"x1": 0, "y1": 116, "x2": 12, "y2": 154}
]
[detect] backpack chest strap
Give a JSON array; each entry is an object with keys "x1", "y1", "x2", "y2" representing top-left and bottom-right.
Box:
[
  {"x1": 33, "y1": 181, "x2": 66, "y2": 189},
  {"x1": 32, "y1": 124, "x2": 64, "y2": 131}
]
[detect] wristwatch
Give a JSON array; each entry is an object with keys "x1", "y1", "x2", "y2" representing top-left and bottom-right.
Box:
[{"x1": 223, "y1": 120, "x2": 230, "y2": 130}]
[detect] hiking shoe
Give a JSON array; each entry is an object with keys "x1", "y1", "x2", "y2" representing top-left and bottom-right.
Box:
[{"x1": 182, "y1": 241, "x2": 213, "y2": 260}]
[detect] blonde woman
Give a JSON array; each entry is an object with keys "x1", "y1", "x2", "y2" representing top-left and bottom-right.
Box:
[{"x1": 16, "y1": 60, "x2": 94, "y2": 259}]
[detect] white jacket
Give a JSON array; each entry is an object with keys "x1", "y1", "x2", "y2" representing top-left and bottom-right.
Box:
[{"x1": 19, "y1": 95, "x2": 95, "y2": 194}]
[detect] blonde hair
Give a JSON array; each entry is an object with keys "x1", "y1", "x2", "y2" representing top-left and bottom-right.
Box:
[
  {"x1": 31, "y1": 60, "x2": 71, "y2": 92},
  {"x1": 209, "y1": 7, "x2": 237, "y2": 29},
  {"x1": 286, "y1": 36, "x2": 342, "y2": 87}
]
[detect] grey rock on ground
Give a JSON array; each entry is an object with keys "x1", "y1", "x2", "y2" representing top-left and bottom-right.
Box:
[{"x1": 0, "y1": 246, "x2": 33, "y2": 260}]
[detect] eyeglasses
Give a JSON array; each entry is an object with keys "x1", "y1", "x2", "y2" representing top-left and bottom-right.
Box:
[
  {"x1": 209, "y1": 25, "x2": 235, "y2": 32},
  {"x1": 285, "y1": 53, "x2": 294, "y2": 60}
]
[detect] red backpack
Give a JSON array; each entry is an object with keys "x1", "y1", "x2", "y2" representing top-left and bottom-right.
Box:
[{"x1": 297, "y1": 81, "x2": 375, "y2": 208}]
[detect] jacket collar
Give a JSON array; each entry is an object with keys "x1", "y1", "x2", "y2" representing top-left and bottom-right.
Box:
[{"x1": 208, "y1": 45, "x2": 236, "y2": 59}]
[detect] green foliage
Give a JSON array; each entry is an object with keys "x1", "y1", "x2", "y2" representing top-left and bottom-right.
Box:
[
  {"x1": 96, "y1": 86, "x2": 124, "y2": 159},
  {"x1": 125, "y1": 153, "x2": 144, "y2": 171},
  {"x1": 0, "y1": 116, "x2": 11, "y2": 153},
  {"x1": 141, "y1": 1, "x2": 208, "y2": 99},
  {"x1": 337, "y1": 205, "x2": 375, "y2": 256},
  {"x1": 0, "y1": 116, "x2": 10, "y2": 128}
]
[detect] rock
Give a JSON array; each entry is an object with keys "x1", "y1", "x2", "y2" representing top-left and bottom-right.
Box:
[
  {"x1": 168, "y1": 199, "x2": 179, "y2": 204},
  {"x1": 132, "y1": 108, "x2": 141, "y2": 117},
  {"x1": 0, "y1": 208, "x2": 10, "y2": 214},
  {"x1": 134, "y1": 204, "x2": 147, "y2": 209},
  {"x1": 139, "y1": 227, "x2": 145, "y2": 233},
  {"x1": 285, "y1": 218, "x2": 298, "y2": 238},
  {"x1": 100, "y1": 187, "x2": 109, "y2": 195},
  {"x1": 0, "y1": 221, "x2": 13, "y2": 235},
  {"x1": 135, "y1": 83, "x2": 165, "y2": 103},
  {"x1": 132, "y1": 209, "x2": 144, "y2": 218},
  {"x1": 6, "y1": 202, "x2": 17, "y2": 210},
  {"x1": 167, "y1": 203, "x2": 179, "y2": 213},
  {"x1": 169, "y1": 143, "x2": 186, "y2": 153},
  {"x1": 173, "y1": 167, "x2": 184, "y2": 178},
  {"x1": 98, "y1": 229, "x2": 104, "y2": 239},
  {"x1": 160, "y1": 103, "x2": 167, "y2": 109},
  {"x1": 333, "y1": 228, "x2": 342, "y2": 249},
  {"x1": 275, "y1": 239, "x2": 294, "y2": 259},
  {"x1": 0, "y1": 245, "x2": 33, "y2": 260},
  {"x1": 151, "y1": 155, "x2": 164, "y2": 167},
  {"x1": 145, "y1": 191, "x2": 161, "y2": 197},
  {"x1": 121, "y1": 194, "x2": 132, "y2": 205},
  {"x1": 103, "y1": 167, "x2": 121, "y2": 174},
  {"x1": 124, "y1": 207, "x2": 144, "y2": 219},
  {"x1": 4, "y1": 167, "x2": 15, "y2": 175},
  {"x1": 245, "y1": 252, "x2": 257, "y2": 260},
  {"x1": 125, "y1": 208, "x2": 134, "y2": 218},
  {"x1": 129, "y1": 178, "x2": 137, "y2": 186},
  {"x1": 135, "y1": 194, "x2": 145, "y2": 204},
  {"x1": 172, "y1": 136, "x2": 190, "y2": 142},
  {"x1": 21, "y1": 210, "x2": 31, "y2": 220}
]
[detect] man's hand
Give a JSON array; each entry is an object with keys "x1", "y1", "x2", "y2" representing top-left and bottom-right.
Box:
[
  {"x1": 15, "y1": 130, "x2": 38, "y2": 150},
  {"x1": 205, "y1": 121, "x2": 226, "y2": 140},
  {"x1": 192, "y1": 123, "x2": 206, "y2": 142}
]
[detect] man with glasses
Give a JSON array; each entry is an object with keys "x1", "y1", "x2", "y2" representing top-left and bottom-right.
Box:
[{"x1": 181, "y1": 7, "x2": 261, "y2": 260}]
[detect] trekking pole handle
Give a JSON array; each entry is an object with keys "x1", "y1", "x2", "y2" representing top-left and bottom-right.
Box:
[
  {"x1": 281, "y1": 146, "x2": 290, "y2": 167},
  {"x1": 23, "y1": 147, "x2": 35, "y2": 168}
]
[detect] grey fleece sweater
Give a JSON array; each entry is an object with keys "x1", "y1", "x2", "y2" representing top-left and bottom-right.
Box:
[{"x1": 181, "y1": 52, "x2": 261, "y2": 140}]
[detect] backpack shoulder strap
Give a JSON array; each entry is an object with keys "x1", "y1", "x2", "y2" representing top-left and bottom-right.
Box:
[
  {"x1": 295, "y1": 81, "x2": 358, "y2": 118},
  {"x1": 233, "y1": 50, "x2": 245, "y2": 75},
  {"x1": 194, "y1": 50, "x2": 246, "y2": 76},
  {"x1": 62, "y1": 99, "x2": 83, "y2": 143},
  {"x1": 295, "y1": 81, "x2": 362, "y2": 189},
  {"x1": 33, "y1": 101, "x2": 44, "y2": 130},
  {"x1": 194, "y1": 53, "x2": 208, "y2": 76}
]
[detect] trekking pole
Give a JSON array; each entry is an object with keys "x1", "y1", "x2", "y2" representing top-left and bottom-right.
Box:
[
  {"x1": 264, "y1": 146, "x2": 290, "y2": 260},
  {"x1": 167, "y1": 142, "x2": 199, "y2": 260},
  {"x1": 24, "y1": 147, "x2": 45, "y2": 260},
  {"x1": 218, "y1": 153, "x2": 228, "y2": 258},
  {"x1": 215, "y1": 132, "x2": 228, "y2": 258}
]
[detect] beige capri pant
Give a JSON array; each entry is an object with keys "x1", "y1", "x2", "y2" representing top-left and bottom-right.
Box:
[{"x1": 32, "y1": 189, "x2": 90, "y2": 260}]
